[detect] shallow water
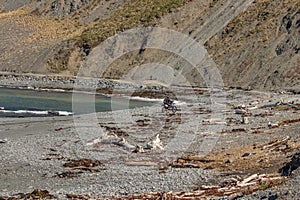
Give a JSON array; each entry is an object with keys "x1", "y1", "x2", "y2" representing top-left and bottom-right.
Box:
[{"x1": 0, "y1": 87, "x2": 157, "y2": 117}]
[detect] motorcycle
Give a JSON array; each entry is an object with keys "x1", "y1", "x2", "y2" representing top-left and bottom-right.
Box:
[{"x1": 162, "y1": 102, "x2": 177, "y2": 113}]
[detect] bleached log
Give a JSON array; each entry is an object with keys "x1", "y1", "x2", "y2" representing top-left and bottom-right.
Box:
[
  {"x1": 249, "y1": 101, "x2": 259, "y2": 105},
  {"x1": 126, "y1": 161, "x2": 157, "y2": 166},
  {"x1": 183, "y1": 163, "x2": 200, "y2": 168},
  {"x1": 113, "y1": 137, "x2": 135, "y2": 149},
  {"x1": 213, "y1": 121, "x2": 228, "y2": 125},
  {"x1": 258, "y1": 174, "x2": 267, "y2": 178},
  {"x1": 132, "y1": 145, "x2": 145, "y2": 153},
  {"x1": 217, "y1": 186, "x2": 230, "y2": 193},
  {"x1": 200, "y1": 185, "x2": 220, "y2": 190},
  {"x1": 178, "y1": 191, "x2": 205, "y2": 197},
  {"x1": 262, "y1": 136, "x2": 290, "y2": 150},
  {"x1": 86, "y1": 138, "x2": 101, "y2": 146},
  {"x1": 146, "y1": 134, "x2": 164, "y2": 150},
  {"x1": 239, "y1": 174, "x2": 258, "y2": 185},
  {"x1": 202, "y1": 118, "x2": 223, "y2": 122},
  {"x1": 268, "y1": 122, "x2": 279, "y2": 128},
  {"x1": 237, "y1": 181, "x2": 257, "y2": 187},
  {"x1": 247, "y1": 105, "x2": 258, "y2": 110},
  {"x1": 261, "y1": 103, "x2": 278, "y2": 108}
]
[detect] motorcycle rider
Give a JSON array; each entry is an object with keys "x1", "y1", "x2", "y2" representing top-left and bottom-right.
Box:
[
  {"x1": 163, "y1": 95, "x2": 173, "y2": 106},
  {"x1": 162, "y1": 95, "x2": 177, "y2": 113}
]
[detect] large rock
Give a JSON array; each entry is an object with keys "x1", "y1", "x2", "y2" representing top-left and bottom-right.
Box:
[{"x1": 279, "y1": 150, "x2": 300, "y2": 176}]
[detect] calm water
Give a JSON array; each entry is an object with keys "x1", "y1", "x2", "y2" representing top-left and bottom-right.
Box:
[{"x1": 0, "y1": 87, "x2": 156, "y2": 117}]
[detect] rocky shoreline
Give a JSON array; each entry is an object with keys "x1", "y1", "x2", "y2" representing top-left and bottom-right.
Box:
[
  {"x1": 0, "y1": 79, "x2": 300, "y2": 199},
  {"x1": 0, "y1": 73, "x2": 137, "y2": 91},
  {"x1": 0, "y1": 71, "x2": 300, "y2": 199},
  {"x1": 0, "y1": 73, "x2": 172, "y2": 102},
  {"x1": 1, "y1": 73, "x2": 299, "y2": 98}
]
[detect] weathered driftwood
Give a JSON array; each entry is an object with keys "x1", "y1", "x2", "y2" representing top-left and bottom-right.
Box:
[
  {"x1": 202, "y1": 118, "x2": 223, "y2": 122},
  {"x1": 126, "y1": 161, "x2": 158, "y2": 166},
  {"x1": 170, "y1": 163, "x2": 200, "y2": 168},
  {"x1": 54, "y1": 171, "x2": 83, "y2": 178},
  {"x1": 268, "y1": 122, "x2": 279, "y2": 128},
  {"x1": 132, "y1": 145, "x2": 145, "y2": 153},
  {"x1": 237, "y1": 181, "x2": 257, "y2": 187},
  {"x1": 261, "y1": 101, "x2": 300, "y2": 110},
  {"x1": 1, "y1": 189, "x2": 57, "y2": 199},
  {"x1": 238, "y1": 173, "x2": 258, "y2": 185},
  {"x1": 0, "y1": 138, "x2": 7, "y2": 143},
  {"x1": 113, "y1": 137, "x2": 135, "y2": 149},
  {"x1": 131, "y1": 173, "x2": 287, "y2": 199},
  {"x1": 86, "y1": 138, "x2": 101, "y2": 146},
  {"x1": 262, "y1": 136, "x2": 290, "y2": 150},
  {"x1": 247, "y1": 105, "x2": 258, "y2": 110},
  {"x1": 221, "y1": 128, "x2": 247, "y2": 134},
  {"x1": 180, "y1": 155, "x2": 215, "y2": 163},
  {"x1": 67, "y1": 166, "x2": 95, "y2": 172},
  {"x1": 63, "y1": 158, "x2": 102, "y2": 172},
  {"x1": 261, "y1": 103, "x2": 278, "y2": 108},
  {"x1": 199, "y1": 185, "x2": 220, "y2": 190},
  {"x1": 202, "y1": 118, "x2": 227, "y2": 125},
  {"x1": 249, "y1": 101, "x2": 259, "y2": 105},
  {"x1": 278, "y1": 118, "x2": 300, "y2": 126},
  {"x1": 146, "y1": 134, "x2": 164, "y2": 150},
  {"x1": 279, "y1": 101, "x2": 300, "y2": 110},
  {"x1": 66, "y1": 193, "x2": 89, "y2": 199}
]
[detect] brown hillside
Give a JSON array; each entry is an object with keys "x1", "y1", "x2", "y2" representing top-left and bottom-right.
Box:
[
  {"x1": 205, "y1": 0, "x2": 299, "y2": 91},
  {"x1": 0, "y1": 0, "x2": 299, "y2": 91}
]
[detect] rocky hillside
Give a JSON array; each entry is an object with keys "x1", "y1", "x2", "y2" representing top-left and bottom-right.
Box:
[
  {"x1": 0, "y1": 0, "x2": 299, "y2": 91},
  {"x1": 206, "y1": 0, "x2": 300, "y2": 91}
]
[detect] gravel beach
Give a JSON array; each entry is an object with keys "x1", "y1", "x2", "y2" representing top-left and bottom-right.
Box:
[{"x1": 0, "y1": 74, "x2": 300, "y2": 199}]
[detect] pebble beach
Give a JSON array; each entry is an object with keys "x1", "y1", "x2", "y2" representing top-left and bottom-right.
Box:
[{"x1": 0, "y1": 74, "x2": 300, "y2": 199}]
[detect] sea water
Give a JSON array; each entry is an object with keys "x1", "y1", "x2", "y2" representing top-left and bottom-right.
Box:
[{"x1": 0, "y1": 87, "x2": 157, "y2": 117}]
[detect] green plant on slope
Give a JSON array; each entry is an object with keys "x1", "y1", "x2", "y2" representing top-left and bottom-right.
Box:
[
  {"x1": 74, "y1": 0, "x2": 190, "y2": 48},
  {"x1": 47, "y1": 0, "x2": 191, "y2": 73}
]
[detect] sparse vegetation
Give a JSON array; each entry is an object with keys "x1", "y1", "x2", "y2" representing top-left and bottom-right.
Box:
[
  {"x1": 205, "y1": 0, "x2": 299, "y2": 89},
  {"x1": 75, "y1": 0, "x2": 190, "y2": 48},
  {"x1": 47, "y1": 0, "x2": 191, "y2": 73},
  {"x1": 209, "y1": 0, "x2": 219, "y2": 8},
  {"x1": 0, "y1": 0, "x2": 298, "y2": 89}
]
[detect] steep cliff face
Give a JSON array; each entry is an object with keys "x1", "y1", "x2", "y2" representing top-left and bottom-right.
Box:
[
  {"x1": 99, "y1": 0, "x2": 299, "y2": 91},
  {"x1": 205, "y1": 0, "x2": 299, "y2": 91},
  {"x1": 0, "y1": 0, "x2": 299, "y2": 91}
]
